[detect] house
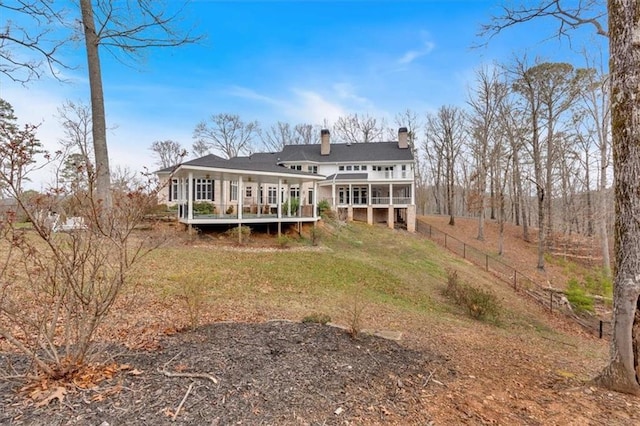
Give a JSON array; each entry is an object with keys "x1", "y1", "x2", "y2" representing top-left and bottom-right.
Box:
[{"x1": 156, "y1": 127, "x2": 416, "y2": 232}]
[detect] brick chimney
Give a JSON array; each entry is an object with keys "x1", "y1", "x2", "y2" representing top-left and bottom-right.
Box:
[
  {"x1": 321, "y1": 129, "x2": 331, "y2": 155},
  {"x1": 398, "y1": 127, "x2": 409, "y2": 149}
]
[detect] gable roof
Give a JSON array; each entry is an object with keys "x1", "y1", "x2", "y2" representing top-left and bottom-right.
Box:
[
  {"x1": 279, "y1": 142, "x2": 413, "y2": 163},
  {"x1": 159, "y1": 152, "x2": 317, "y2": 177}
]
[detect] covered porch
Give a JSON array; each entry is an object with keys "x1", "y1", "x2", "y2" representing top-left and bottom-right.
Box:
[{"x1": 168, "y1": 164, "x2": 324, "y2": 229}]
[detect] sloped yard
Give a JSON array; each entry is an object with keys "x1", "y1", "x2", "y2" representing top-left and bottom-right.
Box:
[{"x1": 1, "y1": 219, "x2": 638, "y2": 425}]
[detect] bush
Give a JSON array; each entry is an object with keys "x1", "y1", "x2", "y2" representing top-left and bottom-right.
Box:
[
  {"x1": 443, "y1": 269, "x2": 501, "y2": 322},
  {"x1": 193, "y1": 202, "x2": 215, "y2": 215},
  {"x1": 282, "y1": 198, "x2": 300, "y2": 216},
  {"x1": 566, "y1": 278, "x2": 595, "y2": 313},
  {"x1": 583, "y1": 270, "x2": 613, "y2": 300},
  {"x1": 277, "y1": 235, "x2": 291, "y2": 248},
  {"x1": 317, "y1": 199, "x2": 331, "y2": 217},
  {"x1": 225, "y1": 225, "x2": 251, "y2": 243},
  {"x1": 302, "y1": 312, "x2": 332, "y2": 324}
]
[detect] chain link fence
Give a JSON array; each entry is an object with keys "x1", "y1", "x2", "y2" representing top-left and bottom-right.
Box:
[{"x1": 416, "y1": 218, "x2": 612, "y2": 339}]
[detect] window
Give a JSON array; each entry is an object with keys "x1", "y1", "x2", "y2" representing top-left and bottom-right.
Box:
[
  {"x1": 361, "y1": 165, "x2": 367, "y2": 171},
  {"x1": 290, "y1": 164, "x2": 302, "y2": 171},
  {"x1": 338, "y1": 165, "x2": 345, "y2": 171},
  {"x1": 307, "y1": 165, "x2": 318, "y2": 174},
  {"x1": 169, "y1": 179, "x2": 178, "y2": 201},
  {"x1": 195, "y1": 179, "x2": 213, "y2": 201},
  {"x1": 346, "y1": 165, "x2": 352, "y2": 171},
  {"x1": 245, "y1": 186, "x2": 252, "y2": 198},
  {"x1": 353, "y1": 165, "x2": 360, "y2": 171},
  {"x1": 290, "y1": 186, "x2": 300, "y2": 198},
  {"x1": 230, "y1": 180, "x2": 238, "y2": 201},
  {"x1": 308, "y1": 189, "x2": 314, "y2": 204},
  {"x1": 268, "y1": 187, "x2": 277, "y2": 204},
  {"x1": 338, "y1": 187, "x2": 350, "y2": 204}
]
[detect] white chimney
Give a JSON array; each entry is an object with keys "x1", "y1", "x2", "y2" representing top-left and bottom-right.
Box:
[
  {"x1": 321, "y1": 129, "x2": 331, "y2": 155},
  {"x1": 398, "y1": 127, "x2": 409, "y2": 149}
]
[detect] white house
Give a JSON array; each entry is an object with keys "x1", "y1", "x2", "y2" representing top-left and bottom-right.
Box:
[{"x1": 157, "y1": 128, "x2": 416, "y2": 232}]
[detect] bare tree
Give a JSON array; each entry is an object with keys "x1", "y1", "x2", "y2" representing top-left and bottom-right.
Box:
[
  {"x1": 0, "y1": 0, "x2": 69, "y2": 83},
  {"x1": 508, "y1": 59, "x2": 581, "y2": 270},
  {"x1": 484, "y1": 0, "x2": 640, "y2": 397},
  {"x1": 467, "y1": 65, "x2": 508, "y2": 241},
  {"x1": 193, "y1": 113, "x2": 259, "y2": 159},
  {"x1": 259, "y1": 122, "x2": 318, "y2": 152},
  {"x1": 480, "y1": 0, "x2": 608, "y2": 41},
  {"x1": 2, "y1": 1, "x2": 200, "y2": 207},
  {"x1": 574, "y1": 62, "x2": 611, "y2": 275},
  {"x1": 0, "y1": 101, "x2": 169, "y2": 379},
  {"x1": 425, "y1": 106, "x2": 467, "y2": 226},
  {"x1": 595, "y1": 0, "x2": 640, "y2": 395},
  {"x1": 56, "y1": 100, "x2": 94, "y2": 189},
  {"x1": 150, "y1": 139, "x2": 186, "y2": 168},
  {"x1": 294, "y1": 123, "x2": 318, "y2": 145},
  {"x1": 333, "y1": 113, "x2": 385, "y2": 143}
]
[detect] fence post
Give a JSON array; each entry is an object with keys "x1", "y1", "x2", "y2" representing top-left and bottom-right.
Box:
[
  {"x1": 463, "y1": 243, "x2": 466, "y2": 259},
  {"x1": 485, "y1": 255, "x2": 488, "y2": 271},
  {"x1": 444, "y1": 233, "x2": 447, "y2": 249},
  {"x1": 549, "y1": 291, "x2": 553, "y2": 313},
  {"x1": 599, "y1": 320, "x2": 603, "y2": 339},
  {"x1": 513, "y1": 270, "x2": 517, "y2": 290}
]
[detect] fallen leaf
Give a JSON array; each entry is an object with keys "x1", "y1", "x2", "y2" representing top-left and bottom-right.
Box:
[{"x1": 35, "y1": 386, "x2": 67, "y2": 407}]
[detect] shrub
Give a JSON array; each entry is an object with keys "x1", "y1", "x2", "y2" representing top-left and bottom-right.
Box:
[
  {"x1": 282, "y1": 198, "x2": 300, "y2": 216},
  {"x1": 193, "y1": 202, "x2": 215, "y2": 215},
  {"x1": 443, "y1": 269, "x2": 501, "y2": 322},
  {"x1": 180, "y1": 277, "x2": 208, "y2": 330},
  {"x1": 277, "y1": 235, "x2": 291, "y2": 248},
  {"x1": 226, "y1": 205, "x2": 235, "y2": 215},
  {"x1": 566, "y1": 278, "x2": 595, "y2": 313},
  {"x1": 302, "y1": 312, "x2": 332, "y2": 324},
  {"x1": 225, "y1": 225, "x2": 251, "y2": 243},
  {"x1": 317, "y1": 199, "x2": 331, "y2": 217}
]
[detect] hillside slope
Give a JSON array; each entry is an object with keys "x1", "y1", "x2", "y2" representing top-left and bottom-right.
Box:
[{"x1": 1, "y1": 220, "x2": 637, "y2": 424}]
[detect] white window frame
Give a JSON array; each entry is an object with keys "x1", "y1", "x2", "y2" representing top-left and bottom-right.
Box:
[
  {"x1": 195, "y1": 178, "x2": 213, "y2": 201},
  {"x1": 230, "y1": 180, "x2": 238, "y2": 201},
  {"x1": 169, "y1": 178, "x2": 178, "y2": 201}
]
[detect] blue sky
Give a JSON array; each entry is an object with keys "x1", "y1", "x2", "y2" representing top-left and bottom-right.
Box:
[{"x1": 2, "y1": 0, "x2": 608, "y2": 187}]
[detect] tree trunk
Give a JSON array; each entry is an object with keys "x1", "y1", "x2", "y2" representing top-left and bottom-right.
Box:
[
  {"x1": 600, "y1": 139, "x2": 612, "y2": 275},
  {"x1": 80, "y1": 0, "x2": 111, "y2": 207},
  {"x1": 596, "y1": 0, "x2": 640, "y2": 394}
]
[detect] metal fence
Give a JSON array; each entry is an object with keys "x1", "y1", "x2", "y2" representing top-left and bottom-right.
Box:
[{"x1": 416, "y1": 218, "x2": 612, "y2": 339}]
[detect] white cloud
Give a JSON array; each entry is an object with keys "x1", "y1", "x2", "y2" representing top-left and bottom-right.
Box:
[
  {"x1": 398, "y1": 40, "x2": 436, "y2": 65},
  {"x1": 287, "y1": 89, "x2": 348, "y2": 125},
  {"x1": 226, "y1": 85, "x2": 284, "y2": 107}
]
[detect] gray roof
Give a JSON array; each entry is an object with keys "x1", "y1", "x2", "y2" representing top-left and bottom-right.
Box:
[
  {"x1": 324, "y1": 173, "x2": 368, "y2": 181},
  {"x1": 279, "y1": 142, "x2": 413, "y2": 163},
  {"x1": 162, "y1": 152, "x2": 317, "y2": 176}
]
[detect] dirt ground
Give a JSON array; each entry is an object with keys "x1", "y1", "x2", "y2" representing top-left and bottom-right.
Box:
[{"x1": 1, "y1": 216, "x2": 639, "y2": 425}]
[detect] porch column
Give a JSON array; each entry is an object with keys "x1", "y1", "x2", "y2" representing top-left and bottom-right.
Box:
[
  {"x1": 187, "y1": 172, "x2": 193, "y2": 220},
  {"x1": 257, "y1": 181, "x2": 262, "y2": 217},
  {"x1": 238, "y1": 176, "x2": 243, "y2": 220},
  {"x1": 388, "y1": 206, "x2": 394, "y2": 229},
  {"x1": 367, "y1": 206, "x2": 373, "y2": 225},
  {"x1": 331, "y1": 183, "x2": 336, "y2": 208},
  {"x1": 368, "y1": 183, "x2": 372, "y2": 205},
  {"x1": 277, "y1": 178, "x2": 282, "y2": 237},
  {"x1": 347, "y1": 183, "x2": 353, "y2": 221},
  {"x1": 389, "y1": 183, "x2": 394, "y2": 205},
  {"x1": 221, "y1": 174, "x2": 226, "y2": 214},
  {"x1": 313, "y1": 181, "x2": 318, "y2": 219},
  {"x1": 277, "y1": 178, "x2": 283, "y2": 219},
  {"x1": 411, "y1": 182, "x2": 415, "y2": 205}
]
